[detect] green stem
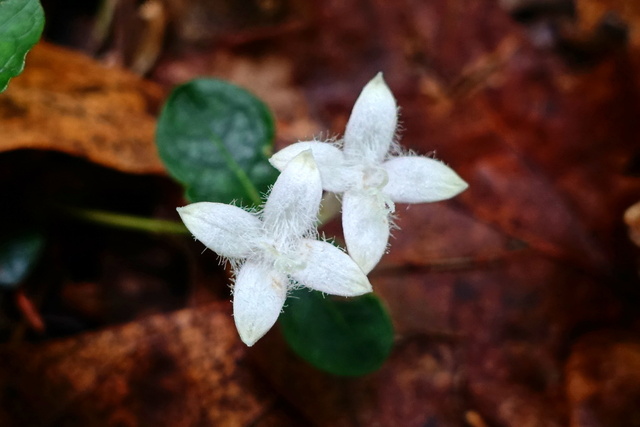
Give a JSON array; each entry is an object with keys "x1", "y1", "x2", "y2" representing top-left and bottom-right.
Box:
[
  {"x1": 63, "y1": 206, "x2": 189, "y2": 235},
  {"x1": 91, "y1": 0, "x2": 117, "y2": 49}
]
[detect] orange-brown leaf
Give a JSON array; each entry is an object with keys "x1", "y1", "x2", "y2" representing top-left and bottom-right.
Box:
[
  {"x1": 0, "y1": 303, "x2": 275, "y2": 426},
  {"x1": 0, "y1": 42, "x2": 166, "y2": 174}
]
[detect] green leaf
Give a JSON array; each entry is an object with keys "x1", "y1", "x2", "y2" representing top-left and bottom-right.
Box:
[
  {"x1": 280, "y1": 289, "x2": 395, "y2": 376},
  {"x1": 0, "y1": 0, "x2": 45, "y2": 92},
  {"x1": 156, "y1": 79, "x2": 279, "y2": 206},
  {"x1": 0, "y1": 231, "x2": 44, "y2": 289}
]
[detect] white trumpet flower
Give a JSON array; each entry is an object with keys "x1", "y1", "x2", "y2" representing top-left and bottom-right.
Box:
[
  {"x1": 270, "y1": 73, "x2": 468, "y2": 274},
  {"x1": 177, "y1": 151, "x2": 372, "y2": 346}
]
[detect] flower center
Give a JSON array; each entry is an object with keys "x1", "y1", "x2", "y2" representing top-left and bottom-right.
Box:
[
  {"x1": 258, "y1": 240, "x2": 307, "y2": 274},
  {"x1": 362, "y1": 166, "x2": 389, "y2": 190},
  {"x1": 355, "y1": 165, "x2": 395, "y2": 214},
  {"x1": 273, "y1": 252, "x2": 306, "y2": 274}
]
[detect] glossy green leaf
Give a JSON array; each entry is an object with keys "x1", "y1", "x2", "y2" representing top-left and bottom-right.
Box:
[
  {"x1": 0, "y1": 231, "x2": 44, "y2": 289},
  {"x1": 280, "y1": 289, "x2": 395, "y2": 376},
  {"x1": 156, "y1": 79, "x2": 279, "y2": 206},
  {"x1": 0, "y1": 0, "x2": 45, "y2": 92}
]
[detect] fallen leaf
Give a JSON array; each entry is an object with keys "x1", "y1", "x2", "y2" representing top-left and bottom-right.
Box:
[
  {"x1": 565, "y1": 331, "x2": 640, "y2": 427},
  {"x1": 0, "y1": 42, "x2": 166, "y2": 174},
  {"x1": 252, "y1": 330, "x2": 466, "y2": 427},
  {"x1": 241, "y1": 0, "x2": 640, "y2": 424},
  {"x1": 0, "y1": 303, "x2": 277, "y2": 426}
]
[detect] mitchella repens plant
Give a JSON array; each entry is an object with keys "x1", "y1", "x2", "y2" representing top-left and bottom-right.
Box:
[{"x1": 178, "y1": 73, "x2": 468, "y2": 346}]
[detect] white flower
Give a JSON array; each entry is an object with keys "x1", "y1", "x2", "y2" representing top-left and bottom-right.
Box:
[
  {"x1": 177, "y1": 151, "x2": 372, "y2": 346},
  {"x1": 270, "y1": 73, "x2": 468, "y2": 274}
]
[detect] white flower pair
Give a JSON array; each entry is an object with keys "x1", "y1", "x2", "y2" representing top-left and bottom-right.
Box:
[{"x1": 178, "y1": 73, "x2": 467, "y2": 346}]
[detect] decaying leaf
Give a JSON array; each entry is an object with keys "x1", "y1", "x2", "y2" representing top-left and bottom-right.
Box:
[
  {"x1": 0, "y1": 42, "x2": 166, "y2": 174},
  {"x1": 0, "y1": 303, "x2": 277, "y2": 426},
  {"x1": 243, "y1": 0, "x2": 640, "y2": 424},
  {"x1": 565, "y1": 331, "x2": 640, "y2": 427},
  {"x1": 252, "y1": 330, "x2": 466, "y2": 426}
]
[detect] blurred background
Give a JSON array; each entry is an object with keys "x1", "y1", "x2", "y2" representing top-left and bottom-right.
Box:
[{"x1": 1, "y1": 0, "x2": 640, "y2": 425}]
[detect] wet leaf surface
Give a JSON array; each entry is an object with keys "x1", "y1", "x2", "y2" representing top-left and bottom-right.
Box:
[
  {"x1": 156, "y1": 78, "x2": 278, "y2": 205},
  {"x1": 280, "y1": 290, "x2": 394, "y2": 376},
  {"x1": 0, "y1": 0, "x2": 44, "y2": 92}
]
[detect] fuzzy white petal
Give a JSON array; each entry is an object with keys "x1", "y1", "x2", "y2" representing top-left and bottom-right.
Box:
[
  {"x1": 383, "y1": 156, "x2": 469, "y2": 203},
  {"x1": 177, "y1": 202, "x2": 262, "y2": 259},
  {"x1": 344, "y1": 73, "x2": 397, "y2": 163},
  {"x1": 263, "y1": 150, "x2": 323, "y2": 241},
  {"x1": 342, "y1": 191, "x2": 390, "y2": 274},
  {"x1": 233, "y1": 261, "x2": 287, "y2": 346},
  {"x1": 269, "y1": 142, "x2": 350, "y2": 193},
  {"x1": 291, "y1": 239, "x2": 372, "y2": 296}
]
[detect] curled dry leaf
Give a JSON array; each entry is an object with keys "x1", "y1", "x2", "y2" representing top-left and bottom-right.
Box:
[{"x1": 0, "y1": 42, "x2": 166, "y2": 174}]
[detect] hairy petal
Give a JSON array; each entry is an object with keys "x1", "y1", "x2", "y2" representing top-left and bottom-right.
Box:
[
  {"x1": 177, "y1": 202, "x2": 262, "y2": 259},
  {"x1": 233, "y1": 261, "x2": 287, "y2": 346},
  {"x1": 263, "y1": 150, "x2": 323, "y2": 241},
  {"x1": 269, "y1": 142, "x2": 350, "y2": 193},
  {"x1": 344, "y1": 73, "x2": 397, "y2": 163},
  {"x1": 291, "y1": 239, "x2": 372, "y2": 296},
  {"x1": 342, "y1": 191, "x2": 390, "y2": 274},
  {"x1": 383, "y1": 156, "x2": 469, "y2": 203}
]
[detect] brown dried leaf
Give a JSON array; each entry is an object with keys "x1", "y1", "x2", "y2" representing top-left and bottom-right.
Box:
[
  {"x1": 565, "y1": 331, "x2": 640, "y2": 427},
  {"x1": 252, "y1": 331, "x2": 466, "y2": 427},
  {"x1": 0, "y1": 303, "x2": 276, "y2": 426},
  {"x1": 0, "y1": 42, "x2": 166, "y2": 174},
  {"x1": 236, "y1": 0, "x2": 640, "y2": 424}
]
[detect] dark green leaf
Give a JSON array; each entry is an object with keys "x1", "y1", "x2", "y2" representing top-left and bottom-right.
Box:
[
  {"x1": 156, "y1": 79, "x2": 278, "y2": 206},
  {"x1": 0, "y1": 0, "x2": 45, "y2": 92},
  {"x1": 0, "y1": 231, "x2": 44, "y2": 289},
  {"x1": 280, "y1": 289, "x2": 395, "y2": 376}
]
